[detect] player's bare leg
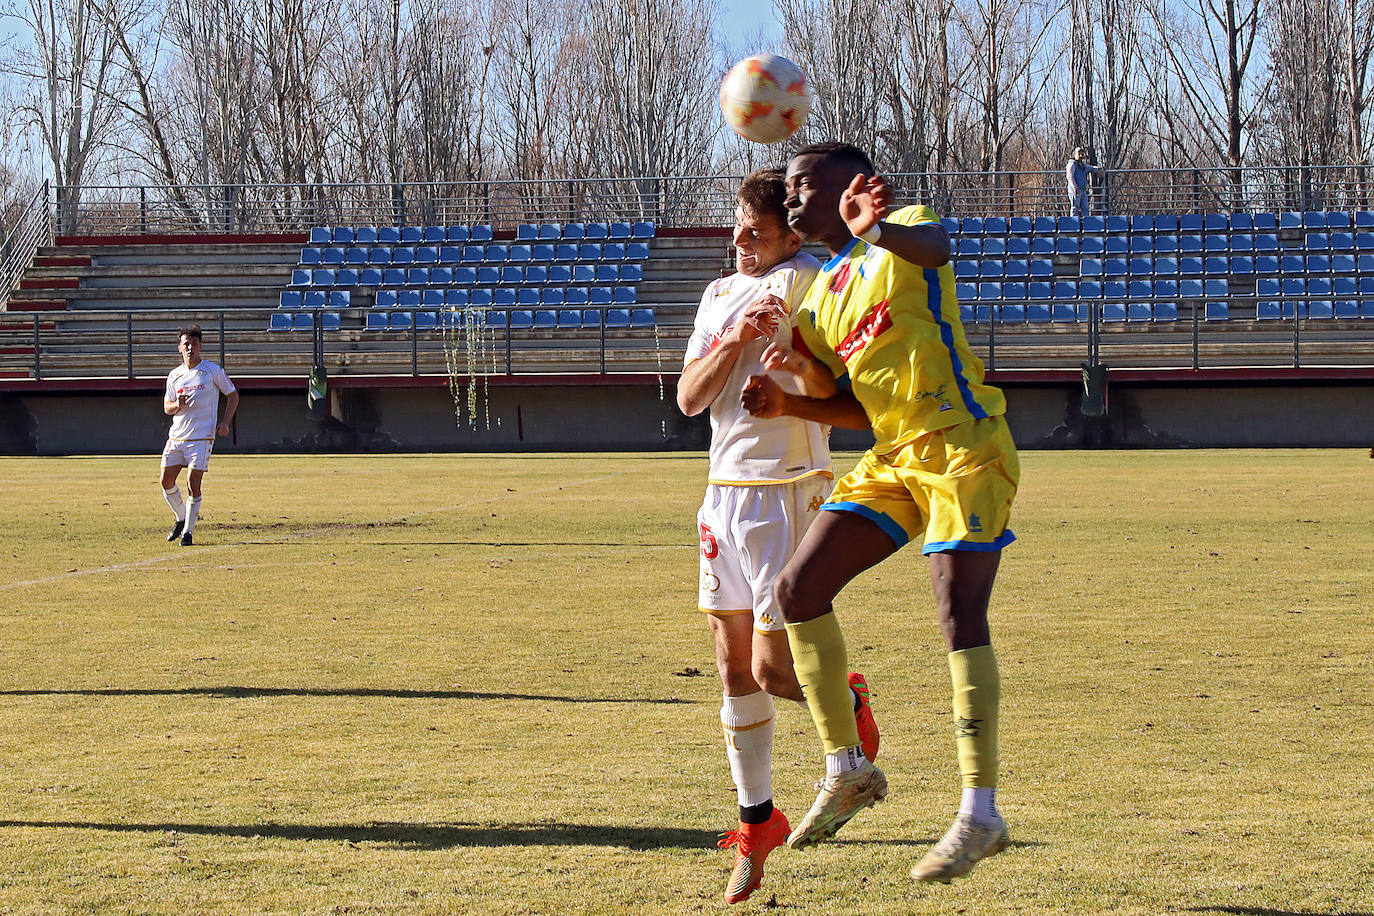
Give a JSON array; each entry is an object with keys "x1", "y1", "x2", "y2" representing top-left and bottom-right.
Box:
[
  {"x1": 775, "y1": 511, "x2": 897, "y2": 848},
  {"x1": 912, "y1": 549, "x2": 1010, "y2": 882},
  {"x1": 160, "y1": 464, "x2": 187, "y2": 541}
]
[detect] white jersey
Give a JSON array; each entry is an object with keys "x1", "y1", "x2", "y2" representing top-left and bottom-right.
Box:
[
  {"x1": 165, "y1": 360, "x2": 236, "y2": 441},
  {"x1": 683, "y1": 253, "x2": 830, "y2": 485}
]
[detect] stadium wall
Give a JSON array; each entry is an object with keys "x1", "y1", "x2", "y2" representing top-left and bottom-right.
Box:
[{"x1": 1, "y1": 373, "x2": 1370, "y2": 454}]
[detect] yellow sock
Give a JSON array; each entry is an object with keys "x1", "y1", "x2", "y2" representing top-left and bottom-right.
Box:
[
  {"x1": 785, "y1": 613, "x2": 860, "y2": 755},
  {"x1": 949, "y1": 644, "x2": 1000, "y2": 789}
]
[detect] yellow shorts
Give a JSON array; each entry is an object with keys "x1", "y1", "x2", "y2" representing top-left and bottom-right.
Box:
[{"x1": 824, "y1": 416, "x2": 1019, "y2": 554}]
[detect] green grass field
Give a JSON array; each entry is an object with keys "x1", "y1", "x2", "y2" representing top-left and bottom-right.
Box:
[{"x1": 1, "y1": 451, "x2": 1370, "y2": 915}]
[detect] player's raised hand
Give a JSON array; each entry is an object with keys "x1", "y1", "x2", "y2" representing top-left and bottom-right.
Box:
[
  {"x1": 741, "y1": 374, "x2": 786, "y2": 418},
  {"x1": 734, "y1": 294, "x2": 787, "y2": 342},
  {"x1": 840, "y1": 173, "x2": 893, "y2": 238}
]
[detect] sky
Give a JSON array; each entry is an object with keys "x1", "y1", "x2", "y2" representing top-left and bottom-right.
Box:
[{"x1": 718, "y1": 0, "x2": 785, "y2": 58}]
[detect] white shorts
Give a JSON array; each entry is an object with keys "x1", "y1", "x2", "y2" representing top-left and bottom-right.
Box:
[
  {"x1": 161, "y1": 439, "x2": 213, "y2": 471},
  {"x1": 697, "y1": 475, "x2": 833, "y2": 633}
]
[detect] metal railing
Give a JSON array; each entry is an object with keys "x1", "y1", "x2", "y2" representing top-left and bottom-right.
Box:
[
  {"x1": 2, "y1": 305, "x2": 1370, "y2": 384},
  {"x1": 1, "y1": 181, "x2": 52, "y2": 300},
  {"x1": 46, "y1": 165, "x2": 1374, "y2": 236}
]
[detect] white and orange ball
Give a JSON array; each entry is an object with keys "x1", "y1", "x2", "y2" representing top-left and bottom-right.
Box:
[{"x1": 719, "y1": 54, "x2": 812, "y2": 144}]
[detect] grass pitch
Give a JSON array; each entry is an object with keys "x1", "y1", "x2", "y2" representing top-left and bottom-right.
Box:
[{"x1": 0, "y1": 450, "x2": 1370, "y2": 915}]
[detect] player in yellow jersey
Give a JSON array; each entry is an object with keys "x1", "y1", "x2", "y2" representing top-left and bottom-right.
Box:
[{"x1": 741, "y1": 143, "x2": 1019, "y2": 883}]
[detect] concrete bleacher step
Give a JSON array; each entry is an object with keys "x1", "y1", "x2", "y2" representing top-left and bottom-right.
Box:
[{"x1": 47, "y1": 242, "x2": 305, "y2": 267}]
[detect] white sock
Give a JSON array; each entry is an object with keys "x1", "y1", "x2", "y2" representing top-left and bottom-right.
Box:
[
  {"x1": 722, "y1": 690, "x2": 775, "y2": 809},
  {"x1": 960, "y1": 786, "x2": 1000, "y2": 825},
  {"x1": 825, "y1": 745, "x2": 867, "y2": 776},
  {"x1": 184, "y1": 496, "x2": 202, "y2": 534},
  {"x1": 163, "y1": 487, "x2": 185, "y2": 521}
]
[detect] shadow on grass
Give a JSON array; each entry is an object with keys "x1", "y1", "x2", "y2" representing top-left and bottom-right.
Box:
[
  {"x1": 1184, "y1": 908, "x2": 1374, "y2": 916},
  {"x1": 0, "y1": 686, "x2": 691, "y2": 704},
  {"x1": 0, "y1": 820, "x2": 718, "y2": 850},
  {"x1": 0, "y1": 820, "x2": 1025, "y2": 852}
]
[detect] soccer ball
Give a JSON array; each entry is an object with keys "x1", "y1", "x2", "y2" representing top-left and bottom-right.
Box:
[{"x1": 719, "y1": 54, "x2": 811, "y2": 144}]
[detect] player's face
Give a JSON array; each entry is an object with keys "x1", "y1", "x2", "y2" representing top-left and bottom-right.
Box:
[
  {"x1": 732, "y1": 204, "x2": 802, "y2": 278},
  {"x1": 784, "y1": 154, "x2": 852, "y2": 243},
  {"x1": 179, "y1": 335, "x2": 201, "y2": 363}
]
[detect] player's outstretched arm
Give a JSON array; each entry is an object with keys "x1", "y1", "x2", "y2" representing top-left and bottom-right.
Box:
[
  {"x1": 677, "y1": 298, "x2": 785, "y2": 416},
  {"x1": 841, "y1": 174, "x2": 951, "y2": 269},
  {"x1": 741, "y1": 374, "x2": 870, "y2": 430}
]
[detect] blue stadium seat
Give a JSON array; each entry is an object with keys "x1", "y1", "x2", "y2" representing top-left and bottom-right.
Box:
[
  {"x1": 1105, "y1": 215, "x2": 1129, "y2": 233},
  {"x1": 461, "y1": 246, "x2": 484, "y2": 263},
  {"x1": 322, "y1": 247, "x2": 345, "y2": 265},
  {"x1": 389, "y1": 311, "x2": 412, "y2": 330},
  {"x1": 961, "y1": 217, "x2": 984, "y2": 234},
  {"x1": 365, "y1": 247, "x2": 387, "y2": 264},
  {"x1": 1051, "y1": 303, "x2": 1078, "y2": 322},
  {"x1": 300, "y1": 247, "x2": 323, "y2": 265},
  {"x1": 1329, "y1": 232, "x2": 1355, "y2": 250},
  {"x1": 955, "y1": 260, "x2": 978, "y2": 278},
  {"x1": 999, "y1": 304, "x2": 1026, "y2": 324},
  {"x1": 1079, "y1": 236, "x2": 1104, "y2": 256},
  {"x1": 609, "y1": 222, "x2": 632, "y2": 239},
  {"x1": 1203, "y1": 213, "x2": 1228, "y2": 232},
  {"x1": 1254, "y1": 233, "x2": 1279, "y2": 251},
  {"x1": 439, "y1": 245, "x2": 462, "y2": 263},
  {"x1": 1009, "y1": 216, "x2": 1032, "y2": 234},
  {"x1": 500, "y1": 266, "x2": 523, "y2": 284},
  {"x1": 630, "y1": 308, "x2": 655, "y2": 327},
  {"x1": 626, "y1": 242, "x2": 650, "y2": 259},
  {"x1": 1257, "y1": 277, "x2": 1281, "y2": 297},
  {"x1": 1130, "y1": 214, "x2": 1153, "y2": 233},
  {"x1": 1229, "y1": 257, "x2": 1254, "y2": 274},
  {"x1": 312, "y1": 269, "x2": 335, "y2": 286},
  {"x1": 563, "y1": 223, "x2": 585, "y2": 240},
  {"x1": 1029, "y1": 259, "x2": 1053, "y2": 278},
  {"x1": 532, "y1": 309, "x2": 556, "y2": 328},
  {"x1": 532, "y1": 243, "x2": 555, "y2": 262},
  {"x1": 1307, "y1": 300, "x2": 1334, "y2": 318},
  {"x1": 556, "y1": 243, "x2": 579, "y2": 262},
  {"x1": 632, "y1": 221, "x2": 656, "y2": 238},
  {"x1": 565, "y1": 287, "x2": 589, "y2": 306},
  {"x1": 303, "y1": 290, "x2": 327, "y2": 308},
  {"x1": 517, "y1": 288, "x2": 540, "y2": 307},
  {"x1": 1360, "y1": 256, "x2": 1374, "y2": 273},
  {"x1": 1308, "y1": 277, "x2": 1333, "y2": 296},
  {"x1": 406, "y1": 268, "x2": 429, "y2": 285},
  {"x1": 1129, "y1": 235, "x2": 1152, "y2": 254},
  {"x1": 1082, "y1": 215, "x2": 1106, "y2": 233},
  {"x1": 484, "y1": 245, "x2": 509, "y2": 263},
  {"x1": 1003, "y1": 259, "x2": 1029, "y2": 278},
  {"x1": 1280, "y1": 211, "x2": 1303, "y2": 229},
  {"x1": 1053, "y1": 281, "x2": 1077, "y2": 299},
  {"x1": 1179, "y1": 214, "x2": 1204, "y2": 232},
  {"x1": 603, "y1": 242, "x2": 626, "y2": 260},
  {"x1": 605, "y1": 308, "x2": 630, "y2": 327},
  {"x1": 1056, "y1": 237, "x2": 1080, "y2": 255},
  {"x1": 516, "y1": 223, "x2": 538, "y2": 241},
  {"x1": 548, "y1": 264, "x2": 572, "y2": 284},
  {"x1": 422, "y1": 289, "x2": 444, "y2": 307},
  {"x1": 364, "y1": 311, "x2": 387, "y2": 331},
  {"x1": 1364, "y1": 300, "x2": 1374, "y2": 317},
  {"x1": 1178, "y1": 256, "x2": 1204, "y2": 275},
  {"x1": 452, "y1": 266, "x2": 476, "y2": 284},
  {"x1": 334, "y1": 268, "x2": 358, "y2": 285},
  {"x1": 290, "y1": 312, "x2": 314, "y2": 331},
  {"x1": 332, "y1": 228, "x2": 355, "y2": 244},
  {"x1": 447, "y1": 289, "x2": 470, "y2": 307},
  {"x1": 613, "y1": 286, "x2": 637, "y2": 304},
  {"x1": 956, "y1": 281, "x2": 977, "y2": 300},
  {"x1": 508, "y1": 310, "x2": 534, "y2": 329},
  {"x1": 1103, "y1": 257, "x2": 1128, "y2": 277},
  {"x1": 447, "y1": 226, "x2": 470, "y2": 243},
  {"x1": 482, "y1": 308, "x2": 505, "y2": 326},
  {"x1": 1179, "y1": 279, "x2": 1204, "y2": 298},
  {"x1": 1057, "y1": 216, "x2": 1080, "y2": 233},
  {"x1": 397, "y1": 289, "x2": 422, "y2": 307},
  {"x1": 1205, "y1": 278, "x2": 1228, "y2": 297},
  {"x1": 471, "y1": 289, "x2": 494, "y2": 307},
  {"x1": 1307, "y1": 254, "x2": 1331, "y2": 272},
  {"x1": 342, "y1": 247, "x2": 366, "y2": 265},
  {"x1": 1334, "y1": 276, "x2": 1358, "y2": 296},
  {"x1": 525, "y1": 265, "x2": 548, "y2": 283},
  {"x1": 1179, "y1": 234, "x2": 1203, "y2": 253},
  {"x1": 1280, "y1": 254, "x2": 1305, "y2": 272},
  {"x1": 958, "y1": 238, "x2": 981, "y2": 257},
  {"x1": 1032, "y1": 216, "x2": 1055, "y2": 234},
  {"x1": 1128, "y1": 303, "x2": 1153, "y2": 321},
  {"x1": 1257, "y1": 301, "x2": 1282, "y2": 320},
  {"x1": 595, "y1": 264, "x2": 619, "y2": 283},
  {"x1": 1079, "y1": 258, "x2": 1103, "y2": 277},
  {"x1": 1229, "y1": 213, "x2": 1252, "y2": 231},
  {"x1": 415, "y1": 311, "x2": 438, "y2": 329},
  {"x1": 1028, "y1": 280, "x2": 1052, "y2": 299},
  {"x1": 1078, "y1": 280, "x2": 1102, "y2": 299},
  {"x1": 542, "y1": 288, "x2": 565, "y2": 307},
  {"x1": 980, "y1": 261, "x2": 1004, "y2": 278},
  {"x1": 979, "y1": 282, "x2": 1002, "y2": 300},
  {"x1": 1104, "y1": 236, "x2": 1128, "y2": 255},
  {"x1": 1154, "y1": 279, "x2": 1179, "y2": 298},
  {"x1": 984, "y1": 217, "x2": 1007, "y2": 235},
  {"x1": 1128, "y1": 279, "x2": 1153, "y2": 299},
  {"x1": 580, "y1": 308, "x2": 602, "y2": 327},
  {"x1": 475, "y1": 266, "x2": 498, "y2": 284},
  {"x1": 329, "y1": 290, "x2": 351, "y2": 308},
  {"x1": 1333, "y1": 253, "x2": 1357, "y2": 273},
  {"x1": 983, "y1": 238, "x2": 1007, "y2": 257},
  {"x1": 1307, "y1": 232, "x2": 1330, "y2": 250},
  {"x1": 1129, "y1": 256, "x2": 1153, "y2": 275},
  {"x1": 1205, "y1": 301, "x2": 1229, "y2": 320},
  {"x1": 376, "y1": 227, "x2": 399, "y2": 244},
  {"x1": 1204, "y1": 256, "x2": 1228, "y2": 275},
  {"x1": 1002, "y1": 282, "x2": 1026, "y2": 300},
  {"x1": 557, "y1": 309, "x2": 581, "y2": 328},
  {"x1": 400, "y1": 227, "x2": 422, "y2": 243},
  {"x1": 619, "y1": 263, "x2": 643, "y2": 282},
  {"x1": 392, "y1": 247, "x2": 415, "y2": 265},
  {"x1": 589, "y1": 287, "x2": 613, "y2": 305},
  {"x1": 1251, "y1": 212, "x2": 1278, "y2": 231},
  {"x1": 1304, "y1": 211, "x2": 1327, "y2": 228},
  {"x1": 308, "y1": 227, "x2": 331, "y2": 245},
  {"x1": 279, "y1": 290, "x2": 302, "y2": 309},
  {"x1": 1031, "y1": 237, "x2": 1055, "y2": 255},
  {"x1": 941, "y1": 217, "x2": 960, "y2": 233},
  {"x1": 1154, "y1": 257, "x2": 1179, "y2": 275},
  {"x1": 1334, "y1": 300, "x2": 1360, "y2": 318},
  {"x1": 1229, "y1": 234, "x2": 1254, "y2": 251},
  {"x1": 1155, "y1": 234, "x2": 1178, "y2": 253},
  {"x1": 1101, "y1": 302, "x2": 1127, "y2": 322},
  {"x1": 375, "y1": 289, "x2": 398, "y2": 307},
  {"x1": 1356, "y1": 211, "x2": 1374, "y2": 229},
  {"x1": 1254, "y1": 255, "x2": 1279, "y2": 273},
  {"x1": 1159, "y1": 301, "x2": 1182, "y2": 321},
  {"x1": 1026, "y1": 304, "x2": 1051, "y2": 322},
  {"x1": 423, "y1": 227, "x2": 445, "y2": 244},
  {"x1": 572, "y1": 264, "x2": 596, "y2": 283},
  {"x1": 509, "y1": 244, "x2": 532, "y2": 262},
  {"x1": 585, "y1": 223, "x2": 609, "y2": 240}
]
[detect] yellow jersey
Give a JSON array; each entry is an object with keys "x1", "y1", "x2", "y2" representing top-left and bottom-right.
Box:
[{"x1": 795, "y1": 204, "x2": 1006, "y2": 455}]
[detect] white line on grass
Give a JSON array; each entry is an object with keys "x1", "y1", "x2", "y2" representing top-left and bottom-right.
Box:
[{"x1": 2, "y1": 470, "x2": 645, "y2": 591}]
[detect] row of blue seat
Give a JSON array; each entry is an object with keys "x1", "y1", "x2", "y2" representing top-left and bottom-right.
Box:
[
  {"x1": 267, "y1": 306, "x2": 657, "y2": 332},
  {"x1": 957, "y1": 300, "x2": 1373, "y2": 323},
  {"x1": 308, "y1": 221, "x2": 655, "y2": 245},
  {"x1": 376, "y1": 286, "x2": 637, "y2": 308},
  {"x1": 514, "y1": 222, "x2": 655, "y2": 241},
  {"x1": 363, "y1": 307, "x2": 655, "y2": 331},
  {"x1": 299, "y1": 241, "x2": 650, "y2": 267},
  {"x1": 955, "y1": 254, "x2": 1374, "y2": 279},
  {"x1": 290, "y1": 263, "x2": 643, "y2": 288},
  {"x1": 940, "y1": 211, "x2": 1374, "y2": 236},
  {"x1": 955, "y1": 279, "x2": 1232, "y2": 300},
  {"x1": 954, "y1": 232, "x2": 1374, "y2": 257}
]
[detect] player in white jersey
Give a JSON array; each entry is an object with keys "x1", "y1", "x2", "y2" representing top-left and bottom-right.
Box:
[
  {"x1": 677, "y1": 169, "x2": 880, "y2": 905},
  {"x1": 160, "y1": 324, "x2": 238, "y2": 546}
]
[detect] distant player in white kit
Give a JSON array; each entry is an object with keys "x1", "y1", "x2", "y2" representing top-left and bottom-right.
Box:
[
  {"x1": 677, "y1": 169, "x2": 879, "y2": 904},
  {"x1": 160, "y1": 324, "x2": 238, "y2": 546}
]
